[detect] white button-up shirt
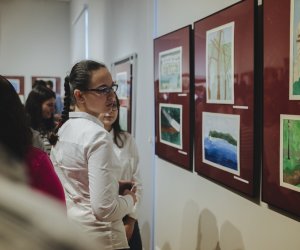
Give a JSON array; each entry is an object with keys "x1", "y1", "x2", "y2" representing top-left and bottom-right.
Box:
[
  {"x1": 50, "y1": 112, "x2": 134, "y2": 250},
  {"x1": 111, "y1": 130, "x2": 142, "y2": 219}
]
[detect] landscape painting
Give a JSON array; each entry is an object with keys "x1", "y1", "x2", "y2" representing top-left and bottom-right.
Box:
[
  {"x1": 159, "y1": 103, "x2": 182, "y2": 149},
  {"x1": 159, "y1": 47, "x2": 182, "y2": 93},
  {"x1": 206, "y1": 22, "x2": 234, "y2": 104},
  {"x1": 202, "y1": 112, "x2": 240, "y2": 175},
  {"x1": 280, "y1": 115, "x2": 300, "y2": 192},
  {"x1": 289, "y1": 0, "x2": 300, "y2": 100}
]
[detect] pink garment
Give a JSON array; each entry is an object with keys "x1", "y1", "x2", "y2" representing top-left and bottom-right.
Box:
[{"x1": 25, "y1": 146, "x2": 65, "y2": 205}]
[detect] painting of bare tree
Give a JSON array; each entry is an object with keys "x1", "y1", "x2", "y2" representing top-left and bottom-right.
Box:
[{"x1": 206, "y1": 22, "x2": 234, "y2": 104}]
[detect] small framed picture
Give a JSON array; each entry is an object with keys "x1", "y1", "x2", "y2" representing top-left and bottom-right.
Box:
[
  {"x1": 4, "y1": 76, "x2": 24, "y2": 95},
  {"x1": 31, "y1": 76, "x2": 61, "y2": 94}
]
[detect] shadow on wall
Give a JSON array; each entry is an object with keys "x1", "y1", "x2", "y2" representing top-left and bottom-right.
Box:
[
  {"x1": 219, "y1": 221, "x2": 245, "y2": 250},
  {"x1": 159, "y1": 200, "x2": 245, "y2": 250},
  {"x1": 141, "y1": 221, "x2": 151, "y2": 250},
  {"x1": 161, "y1": 242, "x2": 172, "y2": 250},
  {"x1": 196, "y1": 209, "x2": 245, "y2": 250},
  {"x1": 196, "y1": 208, "x2": 219, "y2": 250}
]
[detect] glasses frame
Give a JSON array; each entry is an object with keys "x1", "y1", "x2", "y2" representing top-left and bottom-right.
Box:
[{"x1": 85, "y1": 83, "x2": 118, "y2": 96}]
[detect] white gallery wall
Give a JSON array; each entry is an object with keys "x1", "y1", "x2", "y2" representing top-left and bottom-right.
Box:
[
  {"x1": 0, "y1": 0, "x2": 70, "y2": 97},
  {"x1": 154, "y1": 1, "x2": 300, "y2": 250}
]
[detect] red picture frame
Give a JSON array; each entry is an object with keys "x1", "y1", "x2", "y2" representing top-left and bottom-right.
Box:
[
  {"x1": 194, "y1": 0, "x2": 257, "y2": 196},
  {"x1": 4, "y1": 76, "x2": 25, "y2": 103},
  {"x1": 4, "y1": 76, "x2": 25, "y2": 95},
  {"x1": 111, "y1": 55, "x2": 136, "y2": 134},
  {"x1": 154, "y1": 25, "x2": 193, "y2": 171},
  {"x1": 31, "y1": 76, "x2": 61, "y2": 94},
  {"x1": 263, "y1": 0, "x2": 300, "y2": 218}
]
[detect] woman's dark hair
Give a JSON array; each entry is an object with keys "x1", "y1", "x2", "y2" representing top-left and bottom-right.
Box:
[
  {"x1": 0, "y1": 75, "x2": 32, "y2": 160},
  {"x1": 112, "y1": 94, "x2": 126, "y2": 148},
  {"x1": 25, "y1": 84, "x2": 56, "y2": 134},
  {"x1": 52, "y1": 60, "x2": 107, "y2": 145}
]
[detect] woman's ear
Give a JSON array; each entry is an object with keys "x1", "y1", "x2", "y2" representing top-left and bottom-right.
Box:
[{"x1": 74, "y1": 89, "x2": 85, "y2": 104}]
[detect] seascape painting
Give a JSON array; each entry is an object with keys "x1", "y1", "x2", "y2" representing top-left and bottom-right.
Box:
[
  {"x1": 116, "y1": 72, "x2": 128, "y2": 100},
  {"x1": 290, "y1": 0, "x2": 300, "y2": 100},
  {"x1": 280, "y1": 115, "x2": 300, "y2": 192},
  {"x1": 202, "y1": 112, "x2": 240, "y2": 175},
  {"x1": 159, "y1": 103, "x2": 182, "y2": 149},
  {"x1": 206, "y1": 22, "x2": 234, "y2": 104},
  {"x1": 159, "y1": 47, "x2": 182, "y2": 93}
]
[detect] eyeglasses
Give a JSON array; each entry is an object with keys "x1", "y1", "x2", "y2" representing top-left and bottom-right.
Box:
[{"x1": 85, "y1": 83, "x2": 118, "y2": 96}]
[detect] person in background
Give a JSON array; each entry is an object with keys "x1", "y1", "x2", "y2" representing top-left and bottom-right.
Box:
[
  {"x1": 0, "y1": 75, "x2": 65, "y2": 204},
  {"x1": 25, "y1": 84, "x2": 56, "y2": 155},
  {"x1": 0, "y1": 137, "x2": 99, "y2": 250},
  {"x1": 50, "y1": 60, "x2": 137, "y2": 249},
  {"x1": 99, "y1": 94, "x2": 143, "y2": 250},
  {"x1": 99, "y1": 94, "x2": 142, "y2": 250},
  {"x1": 46, "y1": 80, "x2": 63, "y2": 122}
]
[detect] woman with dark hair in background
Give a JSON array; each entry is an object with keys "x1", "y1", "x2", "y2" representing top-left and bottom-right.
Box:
[
  {"x1": 50, "y1": 60, "x2": 136, "y2": 249},
  {"x1": 25, "y1": 84, "x2": 56, "y2": 154},
  {"x1": 0, "y1": 75, "x2": 65, "y2": 203},
  {"x1": 99, "y1": 94, "x2": 143, "y2": 250}
]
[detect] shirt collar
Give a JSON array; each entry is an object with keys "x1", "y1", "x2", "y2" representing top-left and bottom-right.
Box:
[{"x1": 69, "y1": 112, "x2": 104, "y2": 128}]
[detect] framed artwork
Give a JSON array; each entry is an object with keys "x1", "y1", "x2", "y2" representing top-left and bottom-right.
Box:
[
  {"x1": 4, "y1": 76, "x2": 25, "y2": 104},
  {"x1": 154, "y1": 25, "x2": 193, "y2": 171},
  {"x1": 206, "y1": 22, "x2": 234, "y2": 104},
  {"x1": 263, "y1": 0, "x2": 300, "y2": 218},
  {"x1": 159, "y1": 46, "x2": 182, "y2": 93},
  {"x1": 194, "y1": 0, "x2": 257, "y2": 196},
  {"x1": 111, "y1": 53, "x2": 137, "y2": 134},
  {"x1": 159, "y1": 103, "x2": 183, "y2": 150},
  {"x1": 31, "y1": 76, "x2": 61, "y2": 94},
  {"x1": 202, "y1": 112, "x2": 240, "y2": 176},
  {"x1": 279, "y1": 115, "x2": 300, "y2": 193}
]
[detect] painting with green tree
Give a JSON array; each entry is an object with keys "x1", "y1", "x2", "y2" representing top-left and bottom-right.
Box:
[{"x1": 280, "y1": 114, "x2": 300, "y2": 192}]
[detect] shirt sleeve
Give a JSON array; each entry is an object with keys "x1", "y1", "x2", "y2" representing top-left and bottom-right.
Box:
[
  {"x1": 27, "y1": 148, "x2": 66, "y2": 204},
  {"x1": 87, "y1": 132, "x2": 134, "y2": 222},
  {"x1": 127, "y1": 135, "x2": 143, "y2": 219}
]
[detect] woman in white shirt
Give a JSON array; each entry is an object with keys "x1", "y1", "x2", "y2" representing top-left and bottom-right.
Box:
[
  {"x1": 50, "y1": 60, "x2": 136, "y2": 250},
  {"x1": 99, "y1": 94, "x2": 143, "y2": 250}
]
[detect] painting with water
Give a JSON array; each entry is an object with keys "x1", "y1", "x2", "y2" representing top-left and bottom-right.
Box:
[
  {"x1": 159, "y1": 103, "x2": 182, "y2": 149},
  {"x1": 289, "y1": 0, "x2": 300, "y2": 100},
  {"x1": 206, "y1": 22, "x2": 234, "y2": 104},
  {"x1": 202, "y1": 112, "x2": 240, "y2": 175},
  {"x1": 280, "y1": 115, "x2": 300, "y2": 192},
  {"x1": 159, "y1": 47, "x2": 182, "y2": 93}
]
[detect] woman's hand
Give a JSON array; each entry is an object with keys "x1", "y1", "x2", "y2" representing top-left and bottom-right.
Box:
[{"x1": 123, "y1": 189, "x2": 137, "y2": 204}]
